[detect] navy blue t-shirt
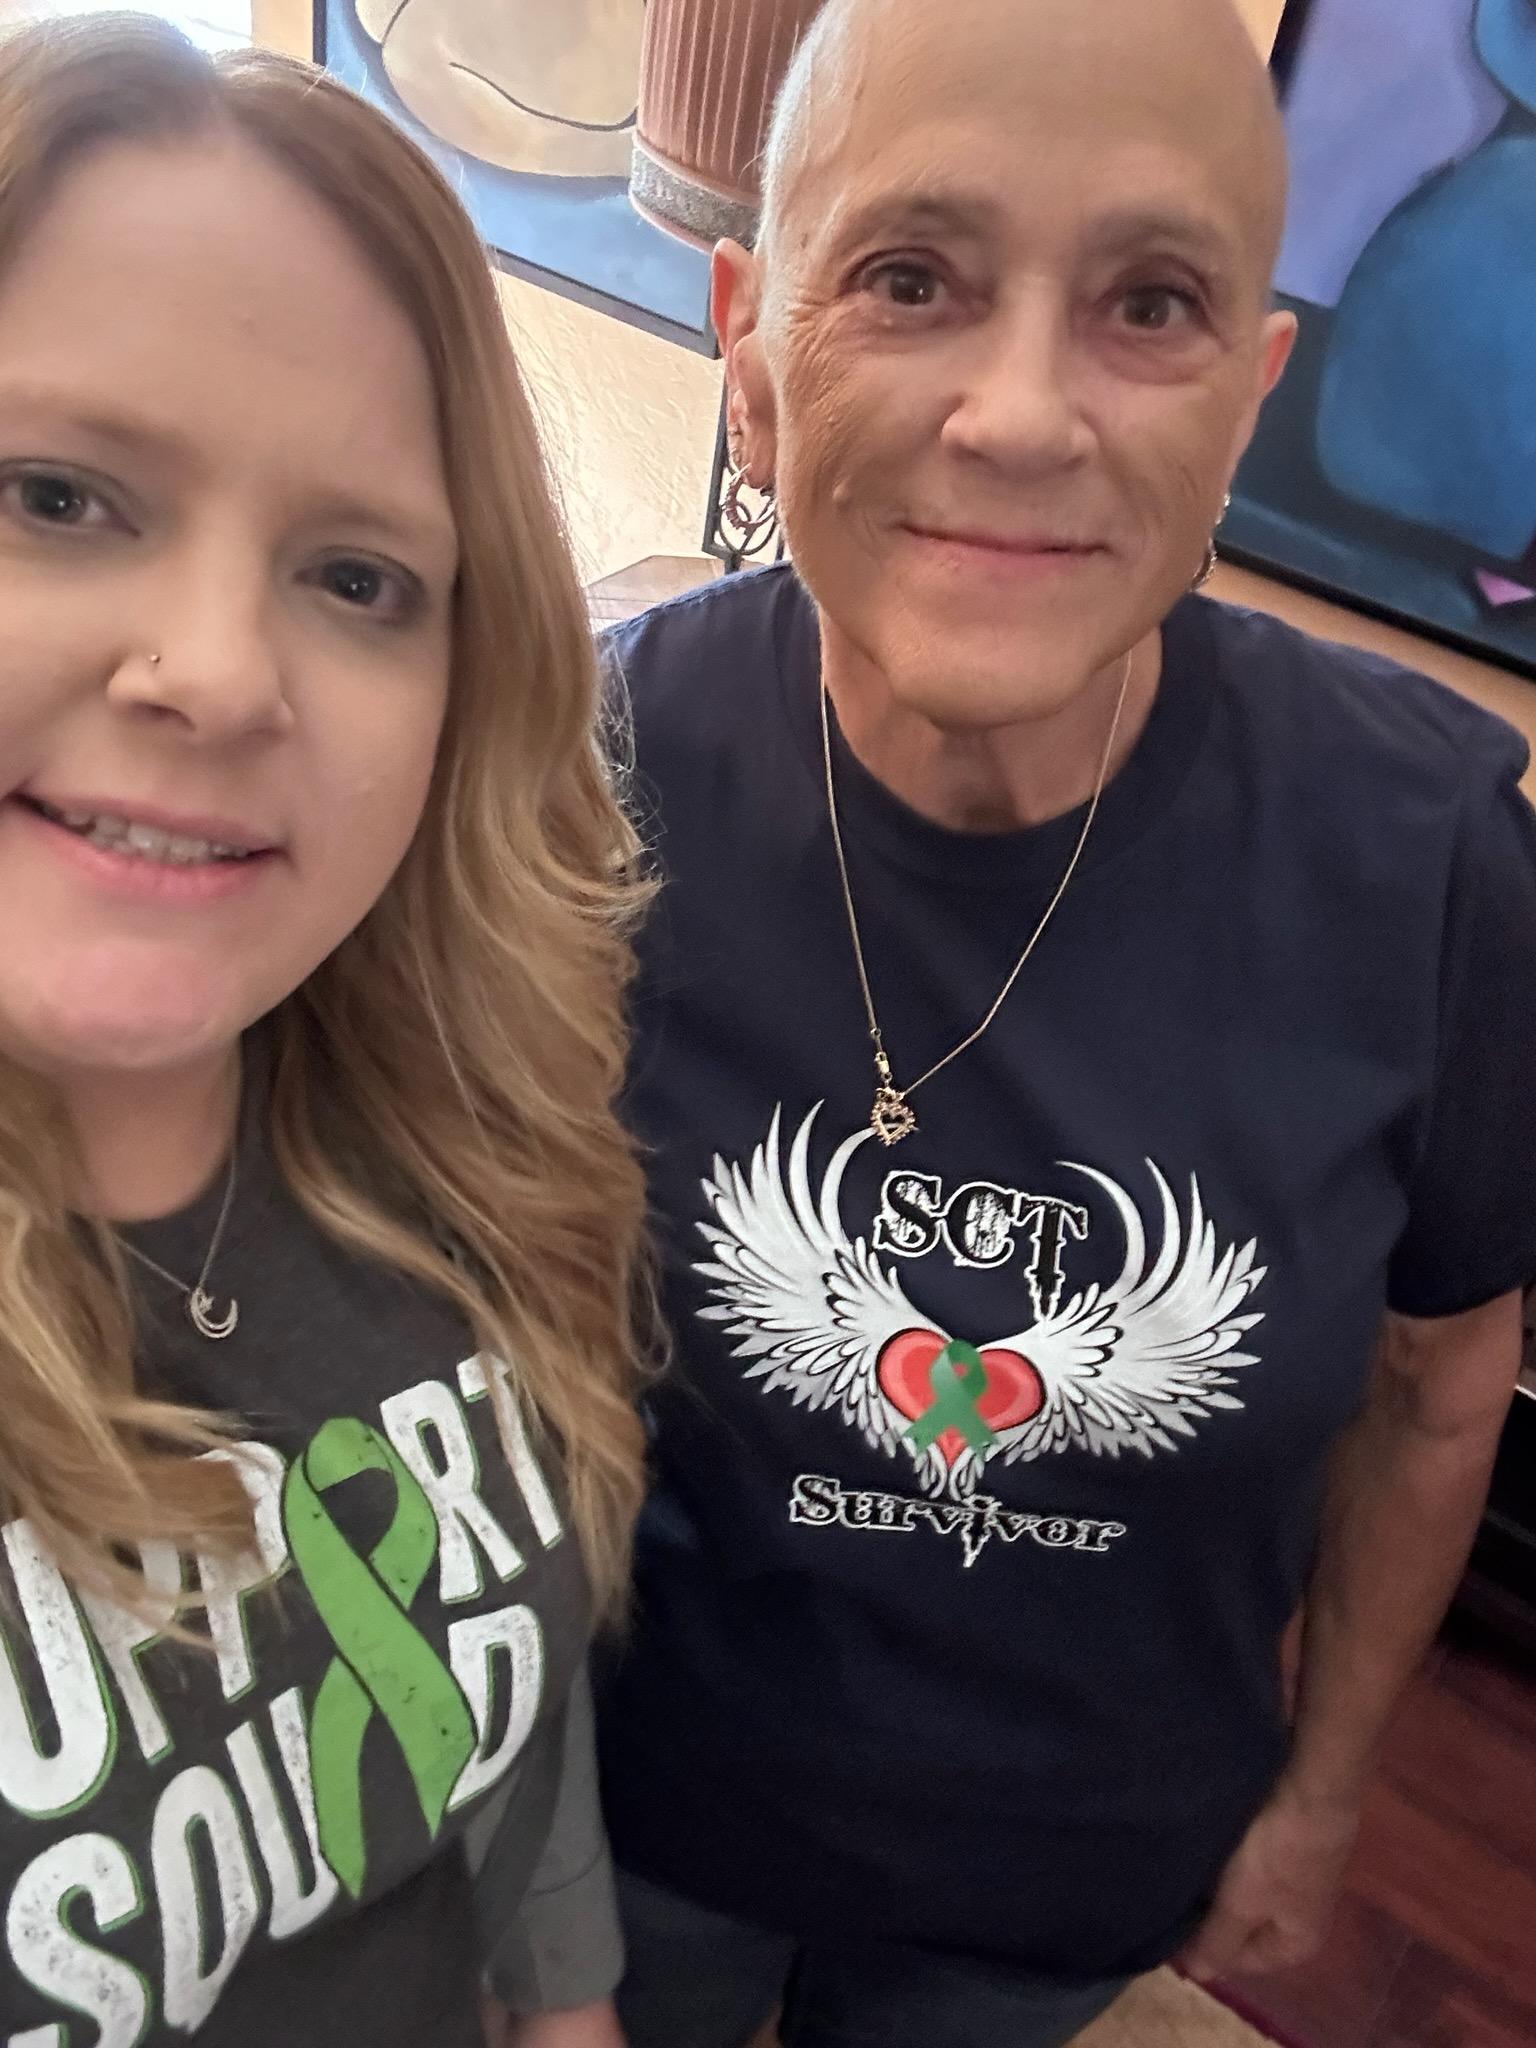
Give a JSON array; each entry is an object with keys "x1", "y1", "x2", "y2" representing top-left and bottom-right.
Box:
[{"x1": 598, "y1": 565, "x2": 1536, "y2": 1980}]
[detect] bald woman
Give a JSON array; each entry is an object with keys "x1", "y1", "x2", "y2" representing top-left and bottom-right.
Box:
[{"x1": 587, "y1": 2, "x2": 1536, "y2": 2044}]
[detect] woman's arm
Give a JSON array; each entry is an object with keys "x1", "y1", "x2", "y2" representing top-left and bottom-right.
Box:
[
  {"x1": 1184, "y1": 1289, "x2": 1523, "y2": 1979},
  {"x1": 477, "y1": 1665, "x2": 628, "y2": 2032}
]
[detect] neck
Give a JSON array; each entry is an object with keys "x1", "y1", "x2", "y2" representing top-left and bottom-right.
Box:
[
  {"x1": 61, "y1": 1046, "x2": 242, "y2": 1223},
  {"x1": 823, "y1": 630, "x2": 1162, "y2": 832}
]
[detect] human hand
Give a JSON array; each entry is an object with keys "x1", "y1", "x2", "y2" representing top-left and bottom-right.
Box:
[{"x1": 1179, "y1": 1783, "x2": 1359, "y2": 1981}]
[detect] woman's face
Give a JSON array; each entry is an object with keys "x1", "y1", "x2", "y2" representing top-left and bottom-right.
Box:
[
  {"x1": 729, "y1": 0, "x2": 1294, "y2": 731},
  {"x1": 0, "y1": 136, "x2": 459, "y2": 1084}
]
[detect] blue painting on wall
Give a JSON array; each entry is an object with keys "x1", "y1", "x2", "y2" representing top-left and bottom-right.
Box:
[
  {"x1": 316, "y1": 1, "x2": 714, "y2": 353},
  {"x1": 1226, "y1": 0, "x2": 1536, "y2": 677}
]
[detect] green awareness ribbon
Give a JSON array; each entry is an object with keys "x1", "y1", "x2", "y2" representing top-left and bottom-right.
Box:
[
  {"x1": 282, "y1": 1417, "x2": 477, "y2": 1901},
  {"x1": 904, "y1": 1340, "x2": 999, "y2": 1456}
]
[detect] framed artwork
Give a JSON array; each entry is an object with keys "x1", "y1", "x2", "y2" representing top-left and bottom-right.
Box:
[
  {"x1": 1224, "y1": 0, "x2": 1536, "y2": 678},
  {"x1": 314, "y1": 1, "x2": 715, "y2": 353}
]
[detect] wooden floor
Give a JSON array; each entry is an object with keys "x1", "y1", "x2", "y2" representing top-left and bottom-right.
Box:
[{"x1": 1223, "y1": 1622, "x2": 1536, "y2": 2048}]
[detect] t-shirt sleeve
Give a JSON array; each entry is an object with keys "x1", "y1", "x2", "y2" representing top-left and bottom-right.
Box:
[
  {"x1": 1387, "y1": 739, "x2": 1536, "y2": 1318},
  {"x1": 477, "y1": 1664, "x2": 624, "y2": 2016}
]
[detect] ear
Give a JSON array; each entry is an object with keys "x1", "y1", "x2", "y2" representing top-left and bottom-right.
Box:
[
  {"x1": 1226, "y1": 307, "x2": 1299, "y2": 476},
  {"x1": 712, "y1": 238, "x2": 779, "y2": 489},
  {"x1": 1258, "y1": 307, "x2": 1298, "y2": 400}
]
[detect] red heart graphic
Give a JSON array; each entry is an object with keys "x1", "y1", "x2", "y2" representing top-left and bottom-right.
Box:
[{"x1": 877, "y1": 1327, "x2": 1045, "y2": 1467}]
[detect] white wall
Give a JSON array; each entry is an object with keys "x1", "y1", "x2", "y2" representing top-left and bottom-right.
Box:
[{"x1": 495, "y1": 275, "x2": 722, "y2": 585}]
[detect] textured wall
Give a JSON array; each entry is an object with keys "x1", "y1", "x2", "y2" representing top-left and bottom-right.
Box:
[{"x1": 496, "y1": 275, "x2": 723, "y2": 585}]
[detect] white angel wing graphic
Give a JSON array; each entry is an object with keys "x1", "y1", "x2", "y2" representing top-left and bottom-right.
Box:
[
  {"x1": 948, "y1": 1159, "x2": 1266, "y2": 1495},
  {"x1": 694, "y1": 1105, "x2": 957, "y2": 1491},
  {"x1": 695, "y1": 1107, "x2": 1267, "y2": 1503}
]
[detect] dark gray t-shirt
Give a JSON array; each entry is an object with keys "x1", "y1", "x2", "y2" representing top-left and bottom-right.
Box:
[{"x1": 0, "y1": 1111, "x2": 619, "y2": 2043}]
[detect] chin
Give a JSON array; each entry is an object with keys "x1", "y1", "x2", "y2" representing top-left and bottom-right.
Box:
[
  {"x1": 872, "y1": 593, "x2": 1109, "y2": 725},
  {"x1": 0, "y1": 954, "x2": 256, "y2": 1083},
  {"x1": 885, "y1": 644, "x2": 1098, "y2": 733}
]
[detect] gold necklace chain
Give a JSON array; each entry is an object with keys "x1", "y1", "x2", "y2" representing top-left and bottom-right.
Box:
[
  {"x1": 820, "y1": 651, "x2": 1135, "y2": 1146},
  {"x1": 117, "y1": 1148, "x2": 242, "y2": 1340}
]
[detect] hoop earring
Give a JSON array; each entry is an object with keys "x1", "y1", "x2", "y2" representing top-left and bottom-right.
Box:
[
  {"x1": 1192, "y1": 490, "x2": 1233, "y2": 590},
  {"x1": 720, "y1": 459, "x2": 781, "y2": 555}
]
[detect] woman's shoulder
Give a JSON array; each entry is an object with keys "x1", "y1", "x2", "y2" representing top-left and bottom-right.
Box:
[{"x1": 1190, "y1": 592, "x2": 1532, "y2": 801}]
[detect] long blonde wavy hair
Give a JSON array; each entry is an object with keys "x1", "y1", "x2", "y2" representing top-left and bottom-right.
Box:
[{"x1": 0, "y1": 13, "x2": 649, "y2": 1617}]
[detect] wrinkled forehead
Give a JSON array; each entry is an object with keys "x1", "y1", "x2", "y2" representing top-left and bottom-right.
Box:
[{"x1": 773, "y1": 0, "x2": 1284, "y2": 285}]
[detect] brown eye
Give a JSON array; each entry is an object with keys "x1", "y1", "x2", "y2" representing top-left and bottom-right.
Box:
[
  {"x1": 865, "y1": 260, "x2": 946, "y2": 309},
  {"x1": 3, "y1": 467, "x2": 117, "y2": 531},
  {"x1": 22, "y1": 474, "x2": 87, "y2": 523},
  {"x1": 324, "y1": 559, "x2": 385, "y2": 607},
  {"x1": 311, "y1": 554, "x2": 422, "y2": 626},
  {"x1": 1118, "y1": 286, "x2": 1198, "y2": 332}
]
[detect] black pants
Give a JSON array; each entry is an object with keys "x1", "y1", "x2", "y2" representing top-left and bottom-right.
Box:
[{"x1": 614, "y1": 1869, "x2": 1131, "y2": 2048}]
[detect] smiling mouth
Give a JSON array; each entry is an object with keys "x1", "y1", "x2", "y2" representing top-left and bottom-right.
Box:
[
  {"x1": 16, "y1": 796, "x2": 268, "y2": 867},
  {"x1": 906, "y1": 525, "x2": 1104, "y2": 557}
]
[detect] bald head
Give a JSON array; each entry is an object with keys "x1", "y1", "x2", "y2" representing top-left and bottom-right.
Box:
[
  {"x1": 713, "y1": 0, "x2": 1298, "y2": 753},
  {"x1": 758, "y1": 0, "x2": 1288, "y2": 290}
]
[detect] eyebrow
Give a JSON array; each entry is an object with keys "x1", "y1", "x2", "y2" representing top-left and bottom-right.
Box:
[
  {"x1": 0, "y1": 384, "x2": 458, "y2": 562},
  {"x1": 300, "y1": 489, "x2": 460, "y2": 567},
  {"x1": 827, "y1": 189, "x2": 1007, "y2": 259},
  {"x1": 1081, "y1": 205, "x2": 1240, "y2": 270},
  {"x1": 824, "y1": 190, "x2": 1240, "y2": 273},
  {"x1": 0, "y1": 390, "x2": 194, "y2": 464}
]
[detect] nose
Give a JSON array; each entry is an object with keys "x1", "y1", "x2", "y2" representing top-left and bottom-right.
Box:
[
  {"x1": 108, "y1": 535, "x2": 292, "y2": 744},
  {"x1": 941, "y1": 288, "x2": 1096, "y2": 477}
]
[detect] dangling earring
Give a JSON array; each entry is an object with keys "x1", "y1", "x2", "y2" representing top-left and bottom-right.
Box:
[
  {"x1": 1194, "y1": 491, "x2": 1233, "y2": 590},
  {"x1": 720, "y1": 445, "x2": 781, "y2": 556}
]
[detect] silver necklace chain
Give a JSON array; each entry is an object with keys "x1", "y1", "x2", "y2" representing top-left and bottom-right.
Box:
[
  {"x1": 820, "y1": 651, "x2": 1135, "y2": 1146},
  {"x1": 117, "y1": 1149, "x2": 241, "y2": 1341}
]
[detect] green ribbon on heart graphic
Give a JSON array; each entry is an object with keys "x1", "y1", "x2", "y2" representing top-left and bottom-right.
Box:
[
  {"x1": 282, "y1": 1417, "x2": 477, "y2": 1900},
  {"x1": 904, "y1": 1339, "x2": 999, "y2": 1456}
]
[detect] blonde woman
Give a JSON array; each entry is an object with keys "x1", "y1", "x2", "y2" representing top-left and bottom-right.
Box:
[{"x1": 0, "y1": 16, "x2": 639, "y2": 2046}]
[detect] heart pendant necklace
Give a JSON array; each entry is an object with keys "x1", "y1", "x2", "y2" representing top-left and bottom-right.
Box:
[
  {"x1": 820, "y1": 654, "x2": 1134, "y2": 1146},
  {"x1": 870, "y1": 1057, "x2": 918, "y2": 1147}
]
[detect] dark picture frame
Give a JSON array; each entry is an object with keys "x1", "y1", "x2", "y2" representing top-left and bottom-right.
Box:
[
  {"x1": 1224, "y1": 0, "x2": 1536, "y2": 680},
  {"x1": 313, "y1": 1, "x2": 716, "y2": 355}
]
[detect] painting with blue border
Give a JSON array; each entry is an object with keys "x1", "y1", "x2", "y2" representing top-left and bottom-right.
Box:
[
  {"x1": 1226, "y1": 0, "x2": 1536, "y2": 677},
  {"x1": 317, "y1": 2, "x2": 714, "y2": 354}
]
